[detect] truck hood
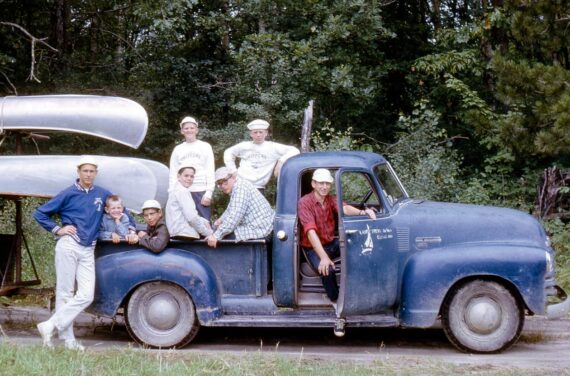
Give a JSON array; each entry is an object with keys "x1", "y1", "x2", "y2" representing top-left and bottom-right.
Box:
[{"x1": 397, "y1": 200, "x2": 548, "y2": 250}]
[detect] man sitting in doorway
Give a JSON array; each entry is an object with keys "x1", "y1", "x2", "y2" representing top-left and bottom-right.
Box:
[{"x1": 298, "y1": 169, "x2": 376, "y2": 302}]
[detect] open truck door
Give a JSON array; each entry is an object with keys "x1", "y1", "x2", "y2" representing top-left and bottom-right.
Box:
[{"x1": 335, "y1": 169, "x2": 399, "y2": 317}]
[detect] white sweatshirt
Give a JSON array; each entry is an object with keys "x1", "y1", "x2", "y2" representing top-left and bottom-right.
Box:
[
  {"x1": 169, "y1": 140, "x2": 215, "y2": 198},
  {"x1": 224, "y1": 141, "x2": 300, "y2": 188}
]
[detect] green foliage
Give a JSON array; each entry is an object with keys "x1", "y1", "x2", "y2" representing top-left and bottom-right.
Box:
[
  {"x1": 0, "y1": 198, "x2": 55, "y2": 288},
  {"x1": 383, "y1": 100, "x2": 462, "y2": 202},
  {"x1": 311, "y1": 124, "x2": 368, "y2": 152},
  {"x1": 543, "y1": 218, "x2": 570, "y2": 292}
]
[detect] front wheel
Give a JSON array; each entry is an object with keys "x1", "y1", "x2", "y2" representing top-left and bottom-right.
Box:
[
  {"x1": 126, "y1": 281, "x2": 199, "y2": 348},
  {"x1": 442, "y1": 280, "x2": 523, "y2": 353}
]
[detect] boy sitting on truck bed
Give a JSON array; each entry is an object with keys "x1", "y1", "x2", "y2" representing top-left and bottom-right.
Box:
[
  {"x1": 98, "y1": 195, "x2": 137, "y2": 243},
  {"x1": 134, "y1": 199, "x2": 170, "y2": 253}
]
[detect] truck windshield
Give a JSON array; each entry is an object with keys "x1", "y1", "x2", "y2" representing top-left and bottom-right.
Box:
[{"x1": 374, "y1": 163, "x2": 407, "y2": 206}]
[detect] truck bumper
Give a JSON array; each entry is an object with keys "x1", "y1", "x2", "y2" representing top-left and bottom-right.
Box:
[{"x1": 547, "y1": 285, "x2": 570, "y2": 319}]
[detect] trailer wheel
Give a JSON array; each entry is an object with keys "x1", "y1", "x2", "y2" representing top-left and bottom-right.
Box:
[
  {"x1": 442, "y1": 280, "x2": 523, "y2": 353},
  {"x1": 126, "y1": 281, "x2": 199, "y2": 348}
]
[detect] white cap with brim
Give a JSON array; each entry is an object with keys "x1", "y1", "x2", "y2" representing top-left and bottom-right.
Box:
[
  {"x1": 179, "y1": 116, "x2": 198, "y2": 127},
  {"x1": 77, "y1": 155, "x2": 98, "y2": 168},
  {"x1": 247, "y1": 119, "x2": 270, "y2": 130},
  {"x1": 141, "y1": 199, "x2": 161, "y2": 211},
  {"x1": 177, "y1": 162, "x2": 196, "y2": 174},
  {"x1": 215, "y1": 166, "x2": 232, "y2": 182},
  {"x1": 312, "y1": 168, "x2": 334, "y2": 183}
]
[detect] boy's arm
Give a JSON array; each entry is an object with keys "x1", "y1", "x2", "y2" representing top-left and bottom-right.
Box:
[
  {"x1": 139, "y1": 223, "x2": 170, "y2": 253},
  {"x1": 34, "y1": 192, "x2": 66, "y2": 235},
  {"x1": 98, "y1": 220, "x2": 113, "y2": 240}
]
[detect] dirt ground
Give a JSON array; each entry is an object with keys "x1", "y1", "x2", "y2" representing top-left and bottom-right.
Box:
[{"x1": 1, "y1": 305, "x2": 570, "y2": 374}]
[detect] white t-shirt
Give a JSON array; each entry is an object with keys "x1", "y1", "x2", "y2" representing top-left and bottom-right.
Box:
[
  {"x1": 169, "y1": 140, "x2": 215, "y2": 198},
  {"x1": 224, "y1": 141, "x2": 299, "y2": 188}
]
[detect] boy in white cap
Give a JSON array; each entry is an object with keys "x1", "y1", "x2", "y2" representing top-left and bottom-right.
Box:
[
  {"x1": 223, "y1": 119, "x2": 299, "y2": 193},
  {"x1": 34, "y1": 155, "x2": 111, "y2": 351},
  {"x1": 298, "y1": 169, "x2": 376, "y2": 303},
  {"x1": 136, "y1": 199, "x2": 170, "y2": 253},
  {"x1": 169, "y1": 116, "x2": 215, "y2": 220}
]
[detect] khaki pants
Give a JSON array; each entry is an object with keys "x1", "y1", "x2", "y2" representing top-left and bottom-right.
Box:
[{"x1": 49, "y1": 236, "x2": 95, "y2": 341}]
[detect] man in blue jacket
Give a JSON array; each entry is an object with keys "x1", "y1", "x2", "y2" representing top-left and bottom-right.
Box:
[{"x1": 34, "y1": 155, "x2": 110, "y2": 351}]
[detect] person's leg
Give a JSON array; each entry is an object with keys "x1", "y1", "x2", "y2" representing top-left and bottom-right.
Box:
[
  {"x1": 38, "y1": 236, "x2": 78, "y2": 346},
  {"x1": 304, "y1": 247, "x2": 339, "y2": 302},
  {"x1": 51, "y1": 241, "x2": 95, "y2": 341},
  {"x1": 191, "y1": 191, "x2": 211, "y2": 220}
]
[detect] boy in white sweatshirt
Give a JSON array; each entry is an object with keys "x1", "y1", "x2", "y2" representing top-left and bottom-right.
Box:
[
  {"x1": 169, "y1": 116, "x2": 215, "y2": 220},
  {"x1": 223, "y1": 119, "x2": 299, "y2": 194}
]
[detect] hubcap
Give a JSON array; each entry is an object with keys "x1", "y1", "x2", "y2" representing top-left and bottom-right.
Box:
[
  {"x1": 145, "y1": 292, "x2": 180, "y2": 331},
  {"x1": 464, "y1": 296, "x2": 502, "y2": 334}
]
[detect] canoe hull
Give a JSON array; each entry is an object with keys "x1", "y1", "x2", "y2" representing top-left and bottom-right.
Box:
[
  {"x1": 0, "y1": 155, "x2": 167, "y2": 212},
  {"x1": 0, "y1": 95, "x2": 148, "y2": 149}
]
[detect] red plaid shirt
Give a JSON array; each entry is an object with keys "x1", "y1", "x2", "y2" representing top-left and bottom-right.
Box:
[{"x1": 298, "y1": 192, "x2": 339, "y2": 248}]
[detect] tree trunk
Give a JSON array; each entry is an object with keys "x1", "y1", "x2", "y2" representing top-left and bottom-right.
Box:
[{"x1": 301, "y1": 100, "x2": 314, "y2": 153}]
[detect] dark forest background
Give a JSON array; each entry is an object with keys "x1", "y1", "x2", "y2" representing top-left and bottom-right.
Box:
[{"x1": 2, "y1": 0, "x2": 570, "y2": 286}]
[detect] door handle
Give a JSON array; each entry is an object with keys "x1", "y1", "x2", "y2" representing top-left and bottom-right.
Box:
[{"x1": 345, "y1": 229, "x2": 358, "y2": 235}]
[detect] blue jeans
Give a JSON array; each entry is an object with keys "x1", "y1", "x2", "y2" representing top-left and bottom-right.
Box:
[
  {"x1": 191, "y1": 191, "x2": 211, "y2": 221},
  {"x1": 304, "y1": 239, "x2": 340, "y2": 302}
]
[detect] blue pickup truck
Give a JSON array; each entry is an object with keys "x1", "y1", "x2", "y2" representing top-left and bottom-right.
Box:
[{"x1": 88, "y1": 150, "x2": 569, "y2": 353}]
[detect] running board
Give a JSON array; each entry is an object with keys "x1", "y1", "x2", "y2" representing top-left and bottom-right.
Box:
[{"x1": 206, "y1": 314, "x2": 399, "y2": 328}]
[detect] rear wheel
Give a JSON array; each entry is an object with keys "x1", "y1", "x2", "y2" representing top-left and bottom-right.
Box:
[
  {"x1": 125, "y1": 281, "x2": 199, "y2": 348},
  {"x1": 442, "y1": 280, "x2": 523, "y2": 353}
]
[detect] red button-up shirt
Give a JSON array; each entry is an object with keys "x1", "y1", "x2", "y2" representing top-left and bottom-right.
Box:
[{"x1": 298, "y1": 192, "x2": 339, "y2": 248}]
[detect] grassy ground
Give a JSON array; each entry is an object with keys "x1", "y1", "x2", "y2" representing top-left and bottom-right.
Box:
[{"x1": 0, "y1": 343, "x2": 540, "y2": 376}]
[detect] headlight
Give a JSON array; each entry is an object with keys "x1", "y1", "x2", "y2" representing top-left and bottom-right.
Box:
[
  {"x1": 545, "y1": 251, "x2": 554, "y2": 274},
  {"x1": 545, "y1": 236, "x2": 552, "y2": 248}
]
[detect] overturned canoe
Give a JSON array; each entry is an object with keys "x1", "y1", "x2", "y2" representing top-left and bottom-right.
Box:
[
  {"x1": 0, "y1": 155, "x2": 168, "y2": 211},
  {"x1": 0, "y1": 95, "x2": 148, "y2": 148}
]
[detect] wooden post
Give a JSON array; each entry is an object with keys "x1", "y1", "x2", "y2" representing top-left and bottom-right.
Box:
[{"x1": 300, "y1": 100, "x2": 314, "y2": 153}]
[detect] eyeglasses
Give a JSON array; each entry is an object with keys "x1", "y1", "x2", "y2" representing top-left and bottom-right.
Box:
[{"x1": 216, "y1": 176, "x2": 231, "y2": 187}]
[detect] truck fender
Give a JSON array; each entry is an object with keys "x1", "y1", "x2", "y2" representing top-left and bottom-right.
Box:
[
  {"x1": 90, "y1": 248, "x2": 222, "y2": 324},
  {"x1": 399, "y1": 244, "x2": 547, "y2": 327}
]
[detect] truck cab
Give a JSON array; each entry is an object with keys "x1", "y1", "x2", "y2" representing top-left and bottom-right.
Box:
[{"x1": 89, "y1": 151, "x2": 569, "y2": 354}]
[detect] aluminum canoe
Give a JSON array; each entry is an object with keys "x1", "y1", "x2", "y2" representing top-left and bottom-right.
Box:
[
  {"x1": 0, "y1": 155, "x2": 168, "y2": 211},
  {"x1": 0, "y1": 95, "x2": 148, "y2": 148}
]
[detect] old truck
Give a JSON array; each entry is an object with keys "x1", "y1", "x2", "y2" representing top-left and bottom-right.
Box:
[
  {"x1": 1, "y1": 95, "x2": 567, "y2": 354},
  {"x1": 89, "y1": 151, "x2": 569, "y2": 354}
]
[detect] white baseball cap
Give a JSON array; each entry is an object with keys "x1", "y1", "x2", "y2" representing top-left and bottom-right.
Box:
[
  {"x1": 215, "y1": 166, "x2": 233, "y2": 182},
  {"x1": 141, "y1": 199, "x2": 162, "y2": 211},
  {"x1": 312, "y1": 169, "x2": 334, "y2": 183},
  {"x1": 179, "y1": 116, "x2": 198, "y2": 127},
  {"x1": 247, "y1": 119, "x2": 270, "y2": 130},
  {"x1": 77, "y1": 155, "x2": 98, "y2": 168}
]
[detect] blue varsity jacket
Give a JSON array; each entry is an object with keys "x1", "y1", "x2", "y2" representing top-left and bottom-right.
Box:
[{"x1": 34, "y1": 180, "x2": 111, "y2": 246}]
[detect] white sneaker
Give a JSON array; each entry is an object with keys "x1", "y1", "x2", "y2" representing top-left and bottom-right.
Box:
[
  {"x1": 37, "y1": 321, "x2": 54, "y2": 348},
  {"x1": 64, "y1": 339, "x2": 85, "y2": 351}
]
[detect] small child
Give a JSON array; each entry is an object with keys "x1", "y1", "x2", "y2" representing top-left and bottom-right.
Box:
[
  {"x1": 99, "y1": 195, "x2": 136, "y2": 243},
  {"x1": 136, "y1": 199, "x2": 170, "y2": 253}
]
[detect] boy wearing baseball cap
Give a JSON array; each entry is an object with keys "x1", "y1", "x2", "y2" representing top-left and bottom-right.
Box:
[
  {"x1": 136, "y1": 199, "x2": 170, "y2": 253},
  {"x1": 298, "y1": 169, "x2": 376, "y2": 303},
  {"x1": 223, "y1": 119, "x2": 299, "y2": 194},
  {"x1": 169, "y1": 116, "x2": 215, "y2": 220}
]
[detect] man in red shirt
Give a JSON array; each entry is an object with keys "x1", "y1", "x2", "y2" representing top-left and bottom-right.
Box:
[{"x1": 298, "y1": 169, "x2": 376, "y2": 302}]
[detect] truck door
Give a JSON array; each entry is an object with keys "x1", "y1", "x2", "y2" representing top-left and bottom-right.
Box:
[{"x1": 336, "y1": 169, "x2": 399, "y2": 316}]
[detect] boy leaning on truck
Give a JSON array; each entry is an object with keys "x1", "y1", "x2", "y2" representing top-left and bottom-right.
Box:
[
  {"x1": 298, "y1": 169, "x2": 376, "y2": 302},
  {"x1": 34, "y1": 155, "x2": 110, "y2": 351},
  {"x1": 98, "y1": 194, "x2": 137, "y2": 243}
]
